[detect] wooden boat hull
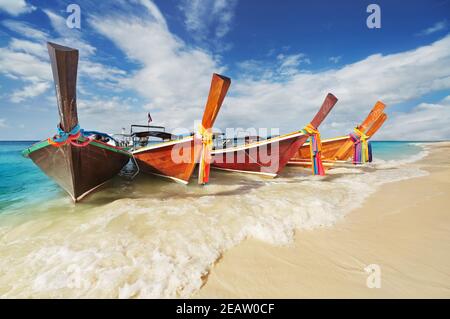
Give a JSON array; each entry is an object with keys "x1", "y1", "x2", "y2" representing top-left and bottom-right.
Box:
[
  {"x1": 211, "y1": 132, "x2": 308, "y2": 177},
  {"x1": 131, "y1": 73, "x2": 231, "y2": 185},
  {"x1": 289, "y1": 111, "x2": 388, "y2": 167},
  {"x1": 23, "y1": 140, "x2": 130, "y2": 202},
  {"x1": 132, "y1": 137, "x2": 202, "y2": 184},
  {"x1": 210, "y1": 93, "x2": 338, "y2": 177}
]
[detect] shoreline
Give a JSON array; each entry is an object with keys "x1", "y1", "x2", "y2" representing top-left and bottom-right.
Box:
[{"x1": 196, "y1": 142, "x2": 450, "y2": 298}]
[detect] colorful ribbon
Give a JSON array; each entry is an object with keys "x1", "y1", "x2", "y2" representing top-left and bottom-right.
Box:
[
  {"x1": 301, "y1": 123, "x2": 325, "y2": 176},
  {"x1": 349, "y1": 127, "x2": 371, "y2": 164},
  {"x1": 48, "y1": 124, "x2": 92, "y2": 148},
  {"x1": 198, "y1": 124, "x2": 213, "y2": 184}
]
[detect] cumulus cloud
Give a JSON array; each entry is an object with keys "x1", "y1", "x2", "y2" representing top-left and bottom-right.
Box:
[
  {"x1": 0, "y1": 0, "x2": 35, "y2": 16},
  {"x1": 90, "y1": 1, "x2": 224, "y2": 129},
  {"x1": 377, "y1": 96, "x2": 450, "y2": 140},
  {"x1": 219, "y1": 35, "x2": 450, "y2": 138},
  {"x1": 2, "y1": 20, "x2": 49, "y2": 40},
  {"x1": 88, "y1": 1, "x2": 450, "y2": 140},
  {"x1": 329, "y1": 56, "x2": 341, "y2": 64},
  {"x1": 8, "y1": 38, "x2": 48, "y2": 59},
  {"x1": 0, "y1": 45, "x2": 51, "y2": 102},
  {"x1": 2, "y1": 0, "x2": 450, "y2": 141},
  {"x1": 79, "y1": 60, "x2": 127, "y2": 88},
  {"x1": 179, "y1": 0, "x2": 238, "y2": 42},
  {"x1": 76, "y1": 96, "x2": 147, "y2": 134},
  {"x1": 417, "y1": 20, "x2": 447, "y2": 36},
  {"x1": 43, "y1": 9, "x2": 96, "y2": 56},
  {"x1": 10, "y1": 81, "x2": 51, "y2": 103},
  {"x1": 0, "y1": 10, "x2": 127, "y2": 103},
  {"x1": 236, "y1": 53, "x2": 311, "y2": 81},
  {"x1": 0, "y1": 118, "x2": 7, "y2": 128}
]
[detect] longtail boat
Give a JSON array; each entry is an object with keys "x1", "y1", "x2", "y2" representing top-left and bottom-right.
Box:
[
  {"x1": 131, "y1": 74, "x2": 231, "y2": 184},
  {"x1": 289, "y1": 101, "x2": 387, "y2": 168},
  {"x1": 22, "y1": 42, "x2": 131, "y2": 202},
  {"x1": 210, "y1": 93, "x2": 338, "y2": 177}
]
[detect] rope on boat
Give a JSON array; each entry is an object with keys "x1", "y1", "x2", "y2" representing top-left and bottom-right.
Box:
[
  {"x1": 349, "y1": 127, "x2": 372, "y2": 165},
  {"x1": 301, "y1": 123, "x2": 325, "y2": 176},
  {"x1": 48, "y1": 125, "x2": 118, "y2": 148},
  {"x1": 129, "y1": 154, "x2": 140, "y2": 179},
  {"x1": 48, "y1": 124, "x2": 92, "y2": 147},
  {"x1": 81, "y1": 130, "x2": 119, "y2": 144},
  {"x1": 198, "y1": 124, "x2": 213, "y2": 184}
]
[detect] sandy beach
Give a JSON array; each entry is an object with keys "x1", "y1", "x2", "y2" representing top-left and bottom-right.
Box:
[{"x1": 196, "y1": 142, "x2": 450, "y2": 298}]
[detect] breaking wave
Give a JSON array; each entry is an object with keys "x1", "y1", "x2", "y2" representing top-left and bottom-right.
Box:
[{"x1": 0, "y1": 144, "x2": 429, "y2": 298}]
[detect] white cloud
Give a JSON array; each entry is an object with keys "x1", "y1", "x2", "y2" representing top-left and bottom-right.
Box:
[
  {"x1": 90, "y1": 0, "x2": 225, "y2": 129},
  {"x1": 88, "y1": 1, "x2": 450, "y2": 140},
  {"x1": 0, "y1": 10, "x2": 127, "y2": 103},
  {"x1": 218, "y1": 35, "x2": 450, "y2": 139},
  {"x1": 277, "y1": 53, "x2": 311, "y2": 75},
  {"x1": 2, "y1": 1, "x2": 450, "y2": 141},
  {"x1": 10, "y1": 81, "x2": 51, "y2": 103},
  {"x1": 79, "y1": 60, "x2": 127, "y2": 85},
  {"x1": 180, "y1": 0, "x2": 238, "y2": 42},
  {"x1": 0, "y1": 118, "x2": 7, "y2": 128},
  {"x1": 2, "y1": 20, "x2": 49, "y2": 40},
  {"x1": 0, "y1": 0, "x2": 35, "y2": 16},
  {"x1": 0, "y1": 47, "x2": 52, "y2": 83},
  {"x1": 417, "y1": 20, "x2": 447, "y2": 36},
  {"x1": 377, "y1": 96, "x2": 450, "y2": 140},
  {"x1": 236, "y1": 53, "x2": 311, "y2": 80},
  {"x1": 43, "y1": 9, "x2": 96, "y2": 56},
  {"x1": 9, "y1": 38, "x2": 48, "y2": 59},
  {"x1": 0, "y1": 40, "x2": 52, "y2": 103},
  {"x1": 76, "y1": 96, "x2": 146, "y2": 134},
  {"x1": 329, "y1": 56, "x2": 341, "y2": 64}
]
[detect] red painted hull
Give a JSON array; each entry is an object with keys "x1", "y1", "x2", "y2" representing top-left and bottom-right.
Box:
[
  {"x1": 211, "y1": 132, "x2": 308, "y2": 177},
  {"x1": 133, "y1": 137, "x2": 203, "y2": 183}
]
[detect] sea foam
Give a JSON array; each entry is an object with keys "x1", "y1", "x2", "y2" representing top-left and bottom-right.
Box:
[{"x1": 0, "y1": 145, "x2": 429, "y2": 298}]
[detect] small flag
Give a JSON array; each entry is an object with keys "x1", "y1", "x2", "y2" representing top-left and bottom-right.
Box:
[{"x1": 147, "y1": 112, "x2": 152, "y2": 124}]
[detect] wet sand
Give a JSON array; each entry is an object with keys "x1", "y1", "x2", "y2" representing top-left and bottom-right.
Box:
[{"x1": 196, "y1": 142, "x2": 450, "y2": 298}]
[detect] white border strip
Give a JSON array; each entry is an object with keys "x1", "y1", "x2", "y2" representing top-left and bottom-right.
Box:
[
  {"x1": 300, "y1": 135, "x2": 349, "y2": 147},
  {"x1": 75, "y1": 179, "x2": 111, "y2": 202},
  {"x1": 212, "y1": 131, "x2": 305, "y2": 155},
  {"x1": 132, "y1": 136, "x2": 194, "y2": 155},
  {"x1": 150, "y1": 172, "x2": 189, "y2": 185},
  {"x1": 212, "y1": 166, "x2": 277, "y2": 178}
]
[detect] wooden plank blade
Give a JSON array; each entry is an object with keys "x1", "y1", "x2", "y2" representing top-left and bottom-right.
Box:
[
  {"x1": 310, "y1": 93, "x2": 339, "y2": 128},
  {"x1": 198, "y1": 73, "x2": 231, "y2": 185},
  {"x1": 201, "y1": 73, "x2": 231, "y2": 129},
  {"x1": 358, "y1": 101, "x2": 386, "y2": 133},
  {"x1": 333, "y1": 101, "x2": 386, "y2": 160},
  {"x1": 47, "y1": 42, "x2": 79, "y2": 132},
  {"x1": 366, "y1": 113, "x2": 388, "y2": 137}
]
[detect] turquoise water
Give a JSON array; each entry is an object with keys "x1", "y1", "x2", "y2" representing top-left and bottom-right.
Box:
[
  {"x1": 370, "y1": 141, "x2": 426, "y2": 161},
  {"x1": 0, "y1": 141, "x2": 61, "y2": 213},
  {"x1": 0, "y1": 139, "x2": 430, "y2": 298},
  {"x1": 0, "y1": 140, "x2": 426, "y2": 215}
]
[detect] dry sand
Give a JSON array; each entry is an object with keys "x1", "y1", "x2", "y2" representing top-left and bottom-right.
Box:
[{"x1": 196, "y1": 142, "x2": 450, "y2": 298}]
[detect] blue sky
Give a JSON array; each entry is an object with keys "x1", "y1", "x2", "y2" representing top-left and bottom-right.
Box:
[{"x1": 0, "y1": 0, "x2": 449, "y2": 140}]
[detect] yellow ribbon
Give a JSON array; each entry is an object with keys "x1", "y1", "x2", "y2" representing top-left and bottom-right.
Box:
[
  {"x1": 353, "y1": 127, "x2": 369, "y2": 163},
  {"x1": 303, "y1": 123, "x2": 322, "y2": 151},
  {"x1": 198, "y1": 124, "x2": 213, "y2": 184},
  {"x1": 301, "y1": 123, "x2": 325, "y2": 175},
  {"x1": 199, "y1": 124, "x2": 213, "y2": 148}
]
